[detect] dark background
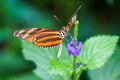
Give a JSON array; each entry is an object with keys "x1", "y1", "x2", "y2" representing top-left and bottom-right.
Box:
[{"x1": 0, "y1": 0, "x2": 120, "y2": 80}]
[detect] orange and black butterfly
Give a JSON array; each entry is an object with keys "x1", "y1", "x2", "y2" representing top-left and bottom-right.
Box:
[
  {"x1": 14, "y1": 6, "x2": 81, "y2": 57},
  {"x1": 14, "y1": 15, "x2": 76, "y2": 47}
]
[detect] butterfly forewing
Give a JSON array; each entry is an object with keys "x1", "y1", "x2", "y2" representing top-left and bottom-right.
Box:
[{"x1": 14, "y1": 28, "x2": 62, "y2": 47}]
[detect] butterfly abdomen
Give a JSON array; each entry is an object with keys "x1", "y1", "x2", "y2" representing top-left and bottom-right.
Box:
[{"x1": 65, "y1": 14, "x2": 76, "y2": 32}]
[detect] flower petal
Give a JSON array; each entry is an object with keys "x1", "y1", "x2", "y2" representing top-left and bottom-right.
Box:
[
  {"x1": 76, "y1": 42, "x2": 82, "y2": 50},
  {"x1": 76, "y1": 63, "x2": 82, "y2": 68},
  {"x1": 70, "y1": 38, "x2": 74, "y2": 46},
  {"x1": 73, "y1": 49, "x2": 80, "y2": 56},
  {"x1": 67, "y1": 38, "x2": 82, "y2": 56},
  {"x1": 67, "y1": 43, "x2": 75, "y2": 55}
]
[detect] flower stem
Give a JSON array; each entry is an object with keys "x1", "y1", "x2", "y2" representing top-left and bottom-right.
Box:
[
  {"x1": 74, "y1": 21, "x2": 79, "y2": 42},
  {"x1": 77, "y1": 66, "x2": 84, "y2": 80},
  {"x1": 73, "y1": 20, "x2": 79, "y2": 80},
  {"x1": 73, "y1": 56, "x2": 77, "y2": 80}
]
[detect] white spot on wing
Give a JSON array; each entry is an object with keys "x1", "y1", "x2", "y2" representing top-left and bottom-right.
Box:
[
  {"x1": 27, "y1": 28, "x2": 37, "y2": 33},
  {"x1": 19, "y1": 30, "x2": 25, "y2": 34},
  {"x1": 22, "y1": 34, "x2": 29, "y2": 39}
]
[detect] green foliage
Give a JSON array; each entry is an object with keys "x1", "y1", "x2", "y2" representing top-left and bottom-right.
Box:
[
  {"x1": 48, "y1": 60, "x2": 72, "y2": 75},
  {"x1": 88, "y1": 47, "x2": 120, "y2": 80},
  {"x1": 22, "y1": 41, "x2": 72, "y2": 80},
  {"x1": 1, "y1": 0, "x2": 120, "y2": 79},
  {"x1": 79, "y1": 35, "x2": 119, "y2": 70},
  {"x1": 9, "y1": 72, "x2": 41, "y2": 80},
  {"x1": 22, "y1": 35, "x2": 119, "y2": 80}
]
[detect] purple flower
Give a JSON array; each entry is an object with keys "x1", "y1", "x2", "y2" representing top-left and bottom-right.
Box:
[
  {"x1": 76, "y1": 63, "x2": 82, "y2": 68},
  {"x1": 67, "y1": 38, "x2": 82, "y2": 56}
]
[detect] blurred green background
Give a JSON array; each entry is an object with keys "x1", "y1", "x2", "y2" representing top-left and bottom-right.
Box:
[{"x1": 0, "y1": 0, "x2": 120, "y2": 80}]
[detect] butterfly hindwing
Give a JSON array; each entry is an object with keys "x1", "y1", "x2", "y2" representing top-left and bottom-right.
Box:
[{"x1": 32, "y1": 29, "x2": 63, "y2": 47}]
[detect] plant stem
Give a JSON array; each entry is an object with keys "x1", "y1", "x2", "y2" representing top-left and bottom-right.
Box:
[
  {"x1": 78, "y1": 68, "x2": 84, "y2": 77},
  {"x1": 74, "y1": 21, "x2": 79, "y2": 42},
  {"x1": 76, "y1": 66, "x2": 84, "y2": 80},
  {"x1": 73, "y1": 56, "x2": 77, "y2": 80},
  {"x1": 73, "y1": 20, "x2": 79, "y2": 80}
]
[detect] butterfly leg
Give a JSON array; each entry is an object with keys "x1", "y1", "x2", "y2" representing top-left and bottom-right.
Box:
[{"x1": 57, "y1": 43, "x2": 62, "y2": 58}]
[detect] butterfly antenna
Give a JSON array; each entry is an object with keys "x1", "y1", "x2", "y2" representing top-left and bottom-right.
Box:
[
  {"x1": 66, "y1": 5, "x2": 82, "y2": 25},
  {"x1": 73, "y1": 5, "x2": 82, "y2": 16},
  {"x1": 53, "y1": 14, "x2": 62, "y2": 24}
]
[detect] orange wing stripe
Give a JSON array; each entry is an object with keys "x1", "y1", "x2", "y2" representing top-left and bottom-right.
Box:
[
  {"x1": 39, "y1": 31, "x2": 59, "y2": 35},
  {"x1": 34, "y1": 39, "x2": 62, "y2": 47},
  {"x1": 25, "y1": 31, "x2": 59, "y2": 42},
  {"x1": 36, "y1": 36, "x2": 60, "y2": 42},
  {"x1": 26, "y1": 34, "x2": 39, "y2": 42}
]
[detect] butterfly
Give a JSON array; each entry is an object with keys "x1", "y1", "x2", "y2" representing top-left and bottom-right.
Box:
[
  {"x1": 14, "y1": 6, "x2": 81, "y2": 57},
  {"x1": 14, "y1": 15, "x2": 76, "y2": 47}
]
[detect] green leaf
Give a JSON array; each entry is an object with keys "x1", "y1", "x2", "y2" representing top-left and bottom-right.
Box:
[
  {"x1": 22, "y1": 41, "x2": 72, "y2": 80},
  {"x1": 88, "y1": 47, "x2": 120, "y2": 80},
  {"x1": 48, "y1": 60, "x2": 72, "y2": 76},
  {"x1": 79, "y1": 35, "x2": 119, "y2": 69}
]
